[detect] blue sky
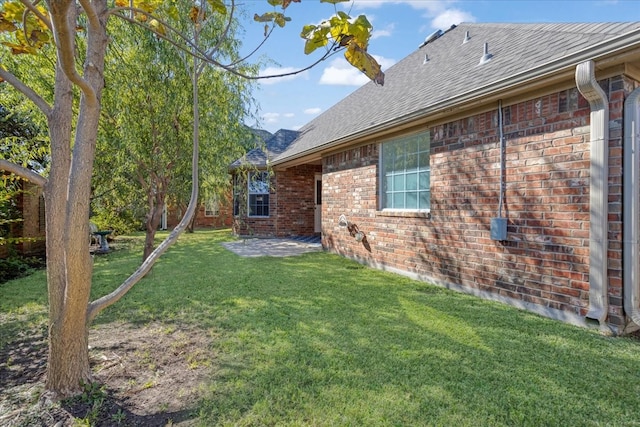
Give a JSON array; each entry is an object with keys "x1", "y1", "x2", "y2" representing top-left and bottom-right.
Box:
[{"x1": 239, "y1": 0, "x2": 640, "y2": 133}]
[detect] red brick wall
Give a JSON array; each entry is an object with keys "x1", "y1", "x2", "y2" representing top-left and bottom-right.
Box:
[
  {"x1": 1, "y1": 179, "x2": 46, "y2": 258},
  {"x1": 233, "y1": 164, "x2": 321, "y2": 237},
  {"x1": 274, "y1": 164, "x2": 321, "y2": 236},
  {"x1": 166, "y1": 199, "x2": 233, "y2": 229},
  {"x1": 322, "y1": 75, "x2": 636, "y2": 330}
]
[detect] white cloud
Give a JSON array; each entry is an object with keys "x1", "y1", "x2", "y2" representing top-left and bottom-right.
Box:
[
  {"x1": 350, "y1": 0, "x2": 453, "y2": 13},
  {"x1": 372, "y1": 23, "x2": 395, "y2": 39},
  {"x1": 349, "y1": 1, "x2": 475, "y2": 31},
  {"x1": 319, "y1": 56, "x2": 396, "y2": 86},
  {"x1": 260, "y1": 112, "x2": 295, "y2": 129},
  {"x1": 304, "y1": 107, "x2": 322, "y2": 115},
  {"x1": 319, "y1": 59, "x2": 370, "y2": 86},
  {"x1": 262, "y1": 112, "x2": 281, "y2": 124},
  {"x1": 431, "y1": 8, "x2": 475, "y2": 29},
  {"x1": 346, "y1": 1, "x2": 386, "y2": 10},
  {"x1": 259, "y1": 67, "x2": 309, "y2": 85}
]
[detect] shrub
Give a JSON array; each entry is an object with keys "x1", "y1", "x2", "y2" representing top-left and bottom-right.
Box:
[{"x1": 0, "y1": 255, "x2": 45, "y2": 284}]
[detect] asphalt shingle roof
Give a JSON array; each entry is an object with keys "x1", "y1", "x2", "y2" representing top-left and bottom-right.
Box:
[
  {"x1": 272, "y1": 22, "x2": 640, "y2": 164},
  {"x1": 230, "y1": 129, "x2": 300, "y2": 169}
]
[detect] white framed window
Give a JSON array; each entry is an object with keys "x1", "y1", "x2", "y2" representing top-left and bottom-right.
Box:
[
  {"x1": 380, "y1": 131, "x2": 430, "y2": 211},
  {"x1": 204, "y1": 196, "x2": 220, "y2": 217},
  {"x1": 248, "y1": 171, "x2": 270, "y2": 217}
]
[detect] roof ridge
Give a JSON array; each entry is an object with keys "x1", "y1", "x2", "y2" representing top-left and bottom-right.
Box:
[{"x1": 459, "y1": 21, "x2": 637, "y2": 33}]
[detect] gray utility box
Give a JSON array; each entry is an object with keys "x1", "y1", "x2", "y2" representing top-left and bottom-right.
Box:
[{"x1": 490, "y1": 217, "x2": 508, "y2": 241}]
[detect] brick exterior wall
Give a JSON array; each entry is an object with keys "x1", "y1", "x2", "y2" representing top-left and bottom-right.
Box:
[
  {"x1": 322, "y1": 75, "x2": 638, "y2": 331},
  {"x1": 1, "y1": 179, "x2": 46, "y2": 259},
  {"x1": 165, "y1": 198, "x2": 234, "y2": 229},
  {"x1": 233, "y1": 164, "x2": 322, "y2": 237}
]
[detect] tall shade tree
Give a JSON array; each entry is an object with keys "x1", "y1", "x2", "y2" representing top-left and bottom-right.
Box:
[
  {"x1": 0, "y1": 0, "x2": 383, "y2": 399},
  {"x1": 96, "y1": 13, "x2": 253, "y2": 261}
]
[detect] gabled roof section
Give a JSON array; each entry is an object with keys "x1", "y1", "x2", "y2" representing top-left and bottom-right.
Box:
[
  {"x1": 273, "y1": 22, "x2": 640, "y2": 165},
  {"x1": 250, "y1": 128, "x2": 273, "y2": 146},
  {"x1": 230, "y1": 128, "x2": 300, "y2": 170}
]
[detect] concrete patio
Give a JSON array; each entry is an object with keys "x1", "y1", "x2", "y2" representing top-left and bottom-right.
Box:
[{"x1": 222, "y1": 236, "x2": 323, "y2": 258}]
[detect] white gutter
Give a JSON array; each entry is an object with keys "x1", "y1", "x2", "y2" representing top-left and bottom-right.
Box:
[
  {"x1": 624, "y1": 87, "x2": 640, "y2": 327},
  {"x1": 273, "y1": 27, "x2": 640, "y2": 167},
  {"x1": 575, "y1": 60, "x2": 609, "y2": 326}
]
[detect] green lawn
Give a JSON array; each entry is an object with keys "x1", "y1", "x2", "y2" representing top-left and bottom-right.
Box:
[{"x1": 2, "y1": 229, "x2": 640, "y2": 426}]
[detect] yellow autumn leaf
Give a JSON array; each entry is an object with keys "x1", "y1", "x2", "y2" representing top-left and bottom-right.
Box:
[
  {"x1": 304, "y1": 36, "x2": 328, "y2": 55},
  {"x1": 282, "y1": 0, "x2": 301, "y2": 9},
  {"x1": 207, "y1": 0, "x2": 227, "y2": 15},
  {"x1": 2, "y1": 1, "x2": 25, "y2": 22},
  {"x1": 149, "y1": 19, "x2": 165, "y2": 36},
  {"x1": 344, "y1": 43, "x2": 384, "y2": 85},
  {"x1": 0, "y1": 18, "x2": 17, "y2": 33},
  {"x1": 1, "y1": 41, "x2": 36, "y2": 55},
  {"x1": 254, "y1": 12, "x2": 273, "y2": 23}
]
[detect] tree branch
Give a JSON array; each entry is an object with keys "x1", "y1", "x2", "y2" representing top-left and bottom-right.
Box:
[
  {"x1": 0, "y1": 68, "x2": 52, "y2": 116},
  {"x1": 19, "y1": 0, "x2": 52, "y2": 32},
  {"x1": 0, "y1": 159, "x2": 47, "y2": 187},
  {"x1": 203, "y1": 0, "x2": 235, "y2": 61},
  {"x1": 78, "y1": 0, "x2": 100, "y2": 31},
  {"x1": 48, "y1": 0, "x2": 96, "y2": 105},
  {"x1": 108, "y1": 4, "x2": 342, "y2": 82}
]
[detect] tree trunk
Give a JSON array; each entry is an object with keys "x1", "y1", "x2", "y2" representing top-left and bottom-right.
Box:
[
  {"x1": 143, "y1": 189, "x2": 166, "y2": 261},
  {"x1": 43, "y1": 0, "x2": 109, "y2": 399},
  {"x1": 187, "y1": 209, "x2": 196, "y2": 233}
]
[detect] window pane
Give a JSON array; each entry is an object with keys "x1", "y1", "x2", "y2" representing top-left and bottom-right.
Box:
[
  {"x1": 385, "y1": 175, "x2": 393, "y2": 192},
  {"x1": 418, "y1": 134, "x2": 429, "y2": 152},
  {"x1": 382, "y1": 143, "x2": 393, "y2": 160},
  {"x1": 406, "y1": 173, "x2": 418, "y2": 190},
  {"x1": 406, "y1": 138, "x2": 418, "y2": 154},
  {"x1": 419, "y1": 152, "x2": 430, "y2": 168},
  {"x1": 249, "y1": 171, "x2": 269, "y2": 194},
  {"x1": 419, "y1": 191, "x2": 430, "y2": 210},
  {"x1": 394, "y1": 153, "x2": 405, "y2": 171},
  {"x1": 406, "y1": 192, "x2": 417, "y2": 209},
  {"x1": 393, "y1": 192, "x2": 404, "y2": 208},
  {"x1": 249, "y1": 194, "x2": 269, "y2": 217},
  {"x1": 393, "y1": 174, "x2": 404, "y2": 191},
  {"x1": 383, "y1": 144, "x2": 395, "y2": 172},
  {"x1": 419, "y1": 171, "x2": 430, "y2": 190},
  {"x1": 406, "y1": 153, "x2": 418, "y2": 171},
  {"x1": 381, "y1": 130, "x2": 430, "y2": 210}
]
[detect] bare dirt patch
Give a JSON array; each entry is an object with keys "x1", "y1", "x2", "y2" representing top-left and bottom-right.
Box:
[{"x1": 0, "y1": 321, "x2": 214, "y2": 426}]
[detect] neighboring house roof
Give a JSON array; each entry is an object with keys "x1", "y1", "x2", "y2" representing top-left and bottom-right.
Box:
[
  {"x1": 250, "y1": 128, "x2": 273, "y2": 145},
  {"x1": 272, "y1": 22, "x2": 640, "y2": 165},
  {"x1": 230, "y1": 128, "x2": 300, "y2": 169}
]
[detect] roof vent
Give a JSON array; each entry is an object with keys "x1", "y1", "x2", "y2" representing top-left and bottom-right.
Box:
[
  {"x1": 419, "y1": 29, "x2": 443, "y2": 48},
  {"x1": 423, "y1": 53, "x2": 429, "y2": 64},
  {"x1": 463, "y1": 31, "x2": 471, "y2": 44},
  {"x1": 478, "y1": 42, "x2": 492, "y2": 65}
]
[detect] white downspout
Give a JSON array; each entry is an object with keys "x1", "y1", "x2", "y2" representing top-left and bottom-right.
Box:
[
  {"x1": 575, "y1": 60, "x2": 609, "y2": 326},
  {"x1": 624, "y1": 87, "x2": 640, "y2": 327}
]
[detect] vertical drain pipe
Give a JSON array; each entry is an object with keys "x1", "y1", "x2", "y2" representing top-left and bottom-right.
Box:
[
  {"x1": 624, "y1": 88, "x2": 640, "y2": 327},
  {"x1": 575, "y1": 60, "x2": 609, "y2": 326}
]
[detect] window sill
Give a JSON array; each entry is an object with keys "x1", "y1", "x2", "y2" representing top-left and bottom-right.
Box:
[{"x1": 376, "y1": 210, "x2": 431, "y2": 219}]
